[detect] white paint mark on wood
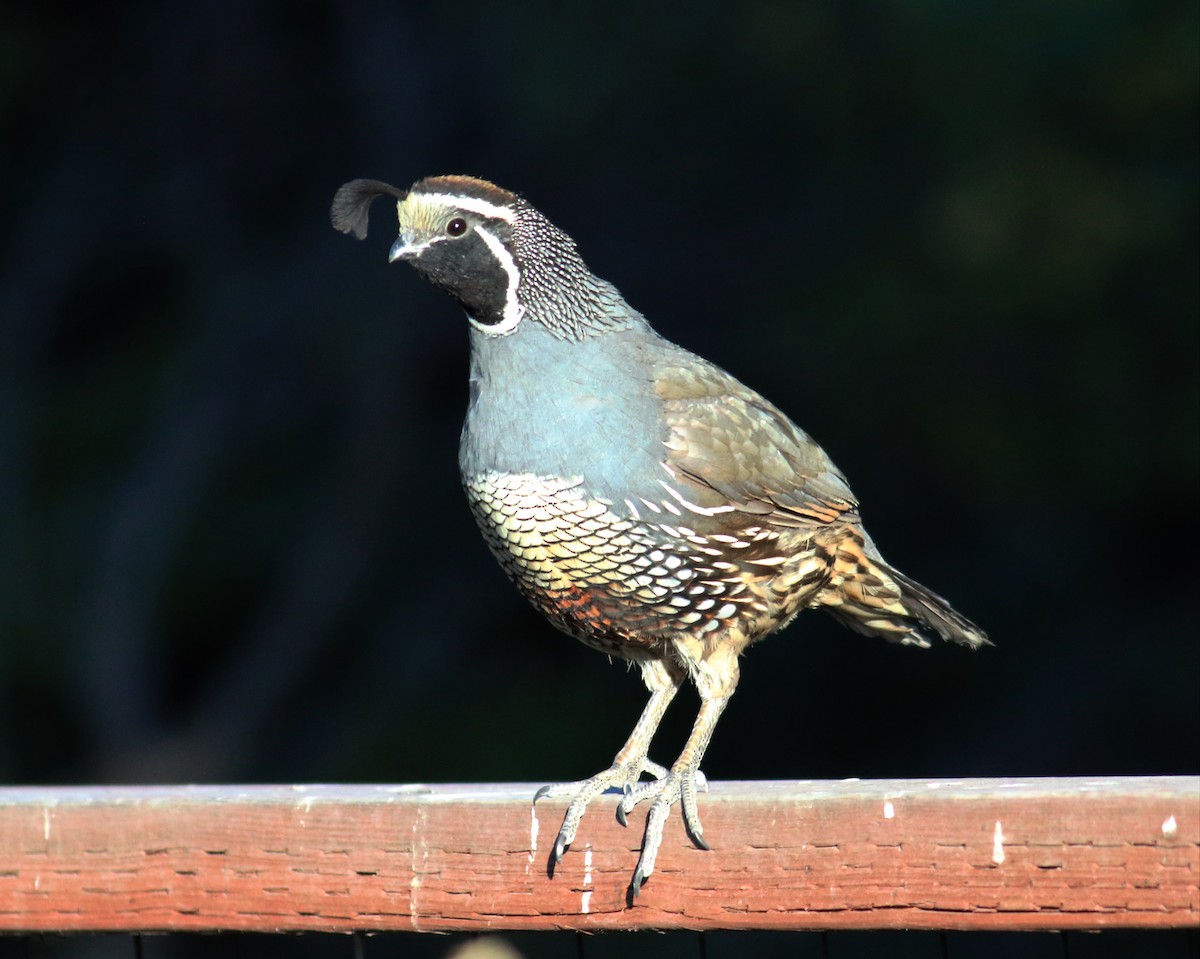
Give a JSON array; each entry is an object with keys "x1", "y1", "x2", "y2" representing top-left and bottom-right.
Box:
[
  {"x1": 992, "y1": 821, "x2": 1006, "y2": 865},
  {"x1": 581, "y1": 845, "x2": 594, "y2": 915},
  {"x1": 410, "y1": 806, "x2": 427, "y2": 932},
  {"x1": 1162, "y1": 814, "x2": 1178, "y2": 838}
]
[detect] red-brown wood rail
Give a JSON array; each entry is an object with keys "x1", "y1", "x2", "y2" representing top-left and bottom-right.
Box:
[{"x1": 0, "y1": 777, "x2": 1196, "y2": 933}]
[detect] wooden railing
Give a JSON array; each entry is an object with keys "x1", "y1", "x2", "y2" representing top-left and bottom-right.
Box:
[{"x1": 1, "y1": 777, "x2": 1195, "y2": 932}]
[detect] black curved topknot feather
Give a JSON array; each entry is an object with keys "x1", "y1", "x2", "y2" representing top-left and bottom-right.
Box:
[{"x1": 330, "y1": 179, "x2": 408, "y2": 240}]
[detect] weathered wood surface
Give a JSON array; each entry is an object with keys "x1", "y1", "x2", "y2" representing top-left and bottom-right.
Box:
[{"x1": 0, "y1": 777, "x2": 1196, "y2": 932}]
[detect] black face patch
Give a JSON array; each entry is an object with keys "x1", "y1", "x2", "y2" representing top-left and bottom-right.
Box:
[{"x1": 409, "y1": 232, "x2": 511, "y2": 327}]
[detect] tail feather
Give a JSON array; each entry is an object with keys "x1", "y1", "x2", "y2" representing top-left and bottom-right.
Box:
[
  {"x1": 817, "y1": 531, "x2": 990, "y2": 650},
  {"x1": 886, "y1": 565, "x2": 991, "y2": 649}
]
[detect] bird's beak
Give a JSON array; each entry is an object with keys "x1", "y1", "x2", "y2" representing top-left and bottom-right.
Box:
[
  {"x1": 388, "y1": 236, "x2": 413, "y2": 263},
  {"x1": 388, "y1": 233, "x2": 433, "y2": 263}
]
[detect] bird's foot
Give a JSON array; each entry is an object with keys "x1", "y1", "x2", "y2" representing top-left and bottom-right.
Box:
[
  {"x1": 533, "y1": 758, "x2": 671, "y2": 876},
  {"x1": 624, "y1": 764, "x2": 709, "y2": 901}
]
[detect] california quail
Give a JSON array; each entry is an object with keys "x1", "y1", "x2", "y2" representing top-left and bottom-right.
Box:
[{"x1": 331, "y1": 174, "x2": 989, "y2": 898}]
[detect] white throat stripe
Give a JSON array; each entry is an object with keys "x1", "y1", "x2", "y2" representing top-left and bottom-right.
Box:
[{"x1": 471, "y1": 225, "x2": 525, "y2": 335}]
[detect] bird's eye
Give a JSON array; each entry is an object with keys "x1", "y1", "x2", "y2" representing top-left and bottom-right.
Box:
[{"x1": 446, "y1": 217, "x2": 468, "y2": 237}]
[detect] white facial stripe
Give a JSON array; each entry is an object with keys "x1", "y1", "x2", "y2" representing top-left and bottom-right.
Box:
[
  {"x1": 418, "y1": 192, "x2": 517, "y2": 224},
  {"x1": 470, "y1": 225, "x2": 525, "y2": 335}
]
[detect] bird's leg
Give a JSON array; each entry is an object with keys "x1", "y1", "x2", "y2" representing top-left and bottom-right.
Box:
[
  {"x1": 534, "y1": 658, "x2": 684, "y2": 873},
  {"x1": 624, "y1": 646, "x2": 740, "y2": 899}
]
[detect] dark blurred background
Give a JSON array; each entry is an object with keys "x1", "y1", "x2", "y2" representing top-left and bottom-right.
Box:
[{"x1": 0, "y1": 1, "x2": 1197, "y2": 955}]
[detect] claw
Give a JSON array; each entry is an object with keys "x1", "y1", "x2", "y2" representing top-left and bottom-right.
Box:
[
  {"x1": 679, "y1": 765, "x2": 709, "y2": 850},
  {"x1": 535, "y1": 757, "x2": 706, "y2": 892},
  {"x1": 628, "y1": 862, "x2": 648, "y2": 902},
  {"x1": 627, "y1": 794, "x2": 671, "y2": 904},
  {"x1": 548, "y1": 830, "x2": 570, "y2": 877},
  {"x1": 533, "y1": 758, "x2": 673, "y2": 872},
  {"x1": 616, "y1": 782, "x2": 638, "y2": 827}
]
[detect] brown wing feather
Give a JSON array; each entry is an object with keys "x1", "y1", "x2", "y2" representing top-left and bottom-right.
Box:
[{"x1": 652, "y1": 356, "x2": 859, "y2": 530}]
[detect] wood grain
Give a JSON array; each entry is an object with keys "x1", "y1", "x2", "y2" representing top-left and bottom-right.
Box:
[{"x1": 1, "y1": 778, "x2": 1196, "y2": 932}]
